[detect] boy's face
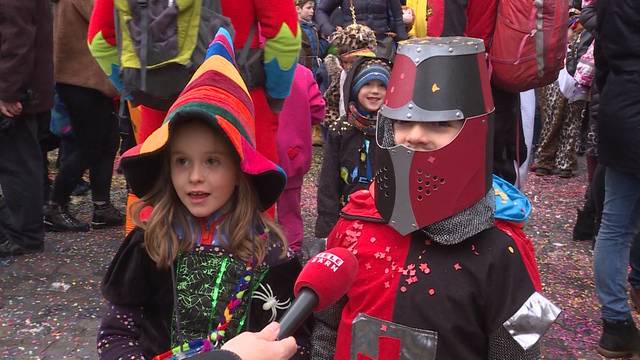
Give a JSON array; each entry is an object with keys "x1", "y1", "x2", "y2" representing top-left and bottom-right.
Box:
[
  {"x1": 297, "y1": 2, "x2": 315, "y2": 22},
  {"x1": 357, "y1": 80, "x2": 386, "y2": 113},
  {"x1": 392, "y1": 120, "x2": 465, "y2": 151}
]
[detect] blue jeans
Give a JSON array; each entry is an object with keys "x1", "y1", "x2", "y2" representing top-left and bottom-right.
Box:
[{"x1": 594, "y1": 167, "x2": 640, "y2": 321}]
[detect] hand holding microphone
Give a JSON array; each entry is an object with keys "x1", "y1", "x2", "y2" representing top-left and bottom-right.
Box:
[
  {"x1": 220, "y1": 322, "x2": 297, "y2": 360},
  {"x1": 277, "y1": 247, "x2": 359, "y2": 340}
]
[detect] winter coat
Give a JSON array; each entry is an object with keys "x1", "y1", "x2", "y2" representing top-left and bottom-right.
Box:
[
  {"x1": 315, "y1": 125, "x2": 375, "y2": 238},
  {"x1": 299, "y1": 21, "x2": 328, "y2": 73},
  {"x1": 276, "y1": 65, "x2": 326, "y2": 189},
  {"x1": 0, "y1": 0, "x2": 54, "y2": 114},
  {"x1": 54, "y1": 0, "x2": 117, "y2": 97},
  {"x1": 315, "y1": 0, "x2": 408, "y2": 41},
  {"x1": 580, "y1": 4, "x2": 597, "y2": 33},
  {"x1": 579, "y1": 2, "x2": 599, "y2": 128},
  {"x1": 595, "y1": 0, "x2": 640, "y2": 175}
]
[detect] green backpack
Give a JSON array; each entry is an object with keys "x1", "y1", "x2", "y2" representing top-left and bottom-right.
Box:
[{"x1": 114, "y1": 0, "x2": 234, "y2": 110}]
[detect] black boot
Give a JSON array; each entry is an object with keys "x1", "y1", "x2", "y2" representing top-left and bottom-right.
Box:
[
  {"x1": 573, "y1": 208, "x2": 595, "y2": 241},
  {"x1": 92, "y1": 203, "x2": 124, "y2": 229},
  {"x1": 0, "y1": 186, "x2": 20, "y2": 255},
  {"x1": 597, "y1": 319, "x2": 640, "y2": 358},
  {"x1": 44, "y1": 204, "x2": 90, "y2": 232}
]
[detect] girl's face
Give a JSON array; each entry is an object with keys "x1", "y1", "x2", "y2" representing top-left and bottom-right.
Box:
[
  {"x1": 170, "y1": 121, "x2": 239, "y2": 218},
  {"x1": 393, "y1": 120, "x2": 465, "y2": 151},
  {"x1": 297, "y1": 2, "x2": 315, "y2": 22},
  {"x1": 357, "y1": 80, "x2": 387, "y2": 113}
]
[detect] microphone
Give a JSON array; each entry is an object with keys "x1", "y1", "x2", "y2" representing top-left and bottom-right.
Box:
[{"x1": 277, "y1": 248, "x2": 359, "y2": 340}]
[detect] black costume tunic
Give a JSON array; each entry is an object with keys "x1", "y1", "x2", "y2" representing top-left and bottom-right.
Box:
[{"x1": 98, "y1": 228, "x2": 310, "y2": 359}]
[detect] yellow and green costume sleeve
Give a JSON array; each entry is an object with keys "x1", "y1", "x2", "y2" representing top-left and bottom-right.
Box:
[
  {"x1": 87, "y1": 0, "x2": 125, "y2": 93},
  {"x1": 255, "y1": 0, "x2": 301, "y2": 100}
]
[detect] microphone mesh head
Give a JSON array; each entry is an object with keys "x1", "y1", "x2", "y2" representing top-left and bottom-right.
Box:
[{"x1": 294, "y1": 248, "x2": 359, "y2": 311}]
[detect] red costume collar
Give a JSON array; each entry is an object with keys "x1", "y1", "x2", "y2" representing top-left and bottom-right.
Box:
[{"x1": 340, "y1": 184, "x2": 384, "y2": 222}]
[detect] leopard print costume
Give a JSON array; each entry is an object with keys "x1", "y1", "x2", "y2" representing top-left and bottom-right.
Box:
[
  {"x1": 322, "y1": 24, "x2": 378, "y2": 134},
  {"x1": 323, "y1": 54, "x2": 352, "y2": 133},
  {"x1": 533, "y1": 81, "x2": 586, "y2": 174}
]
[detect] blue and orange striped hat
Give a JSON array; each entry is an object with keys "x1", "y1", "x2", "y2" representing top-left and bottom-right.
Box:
[{"x1": 121, "y1": 29, "x2": 286, "y2": 210}]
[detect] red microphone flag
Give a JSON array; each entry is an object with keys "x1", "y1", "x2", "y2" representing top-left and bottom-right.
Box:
[{"x1": 294, "y1": 247, "x2": 359, "y2": 311}]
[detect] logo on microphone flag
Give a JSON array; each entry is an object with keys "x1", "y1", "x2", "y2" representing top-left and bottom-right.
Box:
[{"x1": 310, "y1": 251, "x2": 345, "y2": 272}]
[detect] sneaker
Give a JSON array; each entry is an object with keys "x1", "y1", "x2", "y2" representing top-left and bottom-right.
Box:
[
  {"x1": 44, "y1": 204, "x2": 90, "y2": 232},
  {"x1": 597, "y1": 319, "x2": 640, "y2": 358},
  {"x1": 92, "y1": 203, "x2": 124, "y2": 229}
]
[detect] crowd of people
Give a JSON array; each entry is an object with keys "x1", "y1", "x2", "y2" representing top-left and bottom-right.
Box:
[{"x1": 0, "y1": 0, "x2": 639, "y2": 359}]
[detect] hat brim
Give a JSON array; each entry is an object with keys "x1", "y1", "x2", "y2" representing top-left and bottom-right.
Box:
[{"x1": 121, "y1": 111, "x2": 286, "y2": 211}]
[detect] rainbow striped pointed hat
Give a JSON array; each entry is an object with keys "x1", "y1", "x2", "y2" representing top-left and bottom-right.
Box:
[{"x1": 121, "y1": 29, "x2": 286, "y2": 210}]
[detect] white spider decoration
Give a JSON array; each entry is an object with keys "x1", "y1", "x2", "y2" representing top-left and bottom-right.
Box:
[{"x1": 252, "y1": 283, "x2": 291, "y2": 322}]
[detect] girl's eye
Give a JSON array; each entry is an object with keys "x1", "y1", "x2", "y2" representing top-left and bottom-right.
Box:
[
  {"x1": 206, "y1": 157, "x2": 221, "y2": 166},
  {"x1": 174, "y1": 157, "x2": 188, "y2": 166}
]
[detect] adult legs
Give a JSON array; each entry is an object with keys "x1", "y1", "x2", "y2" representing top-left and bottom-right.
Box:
[
  {"x1": 0, "y1": 112, "x2": 45, "y2": 252},
  {"x1": 492, "y1": 87, "x2": 526, "y2": 185},
  {"x1": 555, "y1": 100, "x2": 586, "y2": 177},
  {"x1": 594, "y1": 167, "x2": 640, "y2": 357},
  {"x1": 533, "y1": 82, "x2": 567, "y2": 173},
  {"x1": 48, "y1": 83, "x2": 120, "y2": 231}
]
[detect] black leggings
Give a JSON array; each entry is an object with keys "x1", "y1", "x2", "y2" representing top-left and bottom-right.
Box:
[{"x1": 51, "y1": 83, "x2": 118, "y2": 205}]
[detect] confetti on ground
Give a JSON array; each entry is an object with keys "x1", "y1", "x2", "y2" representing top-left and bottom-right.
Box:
[{"x1": 523, "y1": 159, "x2": 637, "y2": 359}]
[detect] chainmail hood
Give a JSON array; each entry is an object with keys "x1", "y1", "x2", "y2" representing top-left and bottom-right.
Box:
[{"x1": 420, "y1": 189, "x2": 495, "y2": 245}]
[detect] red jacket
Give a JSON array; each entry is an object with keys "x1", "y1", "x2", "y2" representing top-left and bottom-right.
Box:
[{"x1": 426, "y1": 0, "x2": 498, "y2": 50}]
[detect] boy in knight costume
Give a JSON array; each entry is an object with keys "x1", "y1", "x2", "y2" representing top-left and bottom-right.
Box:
[{"x1": 311, "y1": 37, "x2": 560, "y2": 359}]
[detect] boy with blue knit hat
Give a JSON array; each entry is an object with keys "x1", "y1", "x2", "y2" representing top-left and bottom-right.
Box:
[{"x1": 315, "y1": 56, "x2": 391, "y2": 240}]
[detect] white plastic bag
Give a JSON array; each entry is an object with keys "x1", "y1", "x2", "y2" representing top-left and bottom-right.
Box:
[{"x1": 557, "y1": 67, "x2": 588, "y2": 103}]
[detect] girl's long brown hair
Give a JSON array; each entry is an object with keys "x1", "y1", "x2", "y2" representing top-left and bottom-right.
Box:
[{"x1": 130, "y1": 119, "x2": 287, "y2": 269}]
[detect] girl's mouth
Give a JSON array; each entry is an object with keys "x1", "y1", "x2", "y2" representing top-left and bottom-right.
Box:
[{"x1": 188, "y1": 191, "x2": 210, "y2": 203}]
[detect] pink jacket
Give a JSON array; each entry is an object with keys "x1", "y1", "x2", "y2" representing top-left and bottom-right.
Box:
[
  {"x1": 277, "y1": 65, "x2": 326, "y2": 189},
  {"x1": 574, "y1": 42, "x2": 595, "y2": 87}
]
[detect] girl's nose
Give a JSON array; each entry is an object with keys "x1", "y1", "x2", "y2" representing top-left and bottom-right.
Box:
[{"x1": 189, "y1": 163, "x2": 205, "y2": 183}]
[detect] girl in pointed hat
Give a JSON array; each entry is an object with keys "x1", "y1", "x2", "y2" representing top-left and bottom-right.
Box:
[{"x1": 97, "y1": 29, "x2": 309, "y2": 360}]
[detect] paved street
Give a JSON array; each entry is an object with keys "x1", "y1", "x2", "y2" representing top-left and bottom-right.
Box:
[{"x1": 0, "y1": 149, "x2": 621, "y2": 359}]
